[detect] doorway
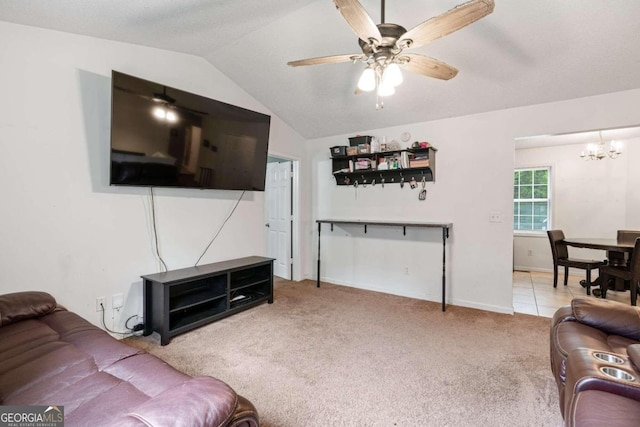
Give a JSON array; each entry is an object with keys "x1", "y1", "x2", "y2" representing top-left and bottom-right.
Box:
[{"x1": 265, "y1": 155, "x2": 300, "y2": 280}]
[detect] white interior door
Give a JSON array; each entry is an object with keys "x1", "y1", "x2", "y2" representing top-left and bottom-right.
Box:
[{"x1": 265, "y1": 161, "x2": 292, "y2": 279}]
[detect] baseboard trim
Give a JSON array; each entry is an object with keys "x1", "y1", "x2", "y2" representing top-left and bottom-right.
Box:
[
  {"x1": 513, "y1": 266, "x2": 593, "y2": 277},
  {"x1": 321, "y1": 276, "x2": 514, "y2": 315},
  {"x1": 513, "y1": 266, "x2": 553, "y2": 273}
]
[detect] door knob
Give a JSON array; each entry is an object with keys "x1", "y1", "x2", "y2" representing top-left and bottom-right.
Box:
[{"x1": 265, "y1": 223, "x2": 270, "y2": 227}]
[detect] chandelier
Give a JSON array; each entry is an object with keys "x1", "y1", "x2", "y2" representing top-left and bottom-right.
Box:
[{"x1": 580, "y1": 131, "x2": 622, "y2": 160}]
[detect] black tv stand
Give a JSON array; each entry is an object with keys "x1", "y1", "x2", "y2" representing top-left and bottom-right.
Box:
[{"x1": 142, "y1": 256, "x2": 274, "y2": 345}]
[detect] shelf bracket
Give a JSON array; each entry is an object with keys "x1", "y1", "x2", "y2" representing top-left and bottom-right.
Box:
[
  {"x1": 403, "y1": 226, "x2": 406, "y2": 236},
  {"x1": 331, "y1": 223, "x2": 334, "y2": 232},
  {"x1": 364, "y1": 224, "x2": 367, "y2": 234}
]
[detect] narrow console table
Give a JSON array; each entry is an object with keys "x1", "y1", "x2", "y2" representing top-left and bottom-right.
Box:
[
  {"x1": 142, "y1": 256, "x2": 274, "y2": 345},
  {"x1": 316, "y1": 220, "x2": 452, "y2": 311}
]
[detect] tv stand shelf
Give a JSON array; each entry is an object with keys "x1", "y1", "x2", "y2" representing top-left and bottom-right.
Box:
[{"x1": 142, "y1": 256, "x2": 274, "y2": 345}]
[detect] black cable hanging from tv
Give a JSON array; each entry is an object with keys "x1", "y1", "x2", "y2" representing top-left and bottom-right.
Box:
[
  {"x1": 150, "y1": 187, "x2": 168, "y2": 272},
  {"x1": 194, "y1": 190, "x2": 246, "y2": 267}
]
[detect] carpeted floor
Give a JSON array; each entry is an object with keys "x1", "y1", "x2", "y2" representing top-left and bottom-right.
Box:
[{"x1": 124, "y1": 279, "x2": 563, "y2": 426}]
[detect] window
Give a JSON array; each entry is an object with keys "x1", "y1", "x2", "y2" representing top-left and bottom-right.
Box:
[{"x1": 514, "y1": 167, "x2": 550, "y2": 232}]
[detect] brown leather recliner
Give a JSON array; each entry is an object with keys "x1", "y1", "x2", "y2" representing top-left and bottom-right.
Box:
[
  {"x1": 0, "y1": 291, "x2": 259, "y2": 426},
  {"x1": 550, "y1": 297, "x2": 640, "y2": 425}
]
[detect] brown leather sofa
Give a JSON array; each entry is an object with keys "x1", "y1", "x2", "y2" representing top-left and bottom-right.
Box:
[
  {"x1": 0, "y1": 291, "x2": 259, "y2": 426},
  {"x1": 550, "y1": 297, "x2": 640, "y2": 426}
]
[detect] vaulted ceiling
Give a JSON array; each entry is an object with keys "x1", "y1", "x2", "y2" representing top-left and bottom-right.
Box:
[{"x1": 2, "y1": 0, "x2": 640, "y2": 139}]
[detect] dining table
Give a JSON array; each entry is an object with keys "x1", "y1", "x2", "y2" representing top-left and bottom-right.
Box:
[
  {"x1": 562, "y1": 237, "x2": 635, "y2": 292},
  {"x1": 563, "y1": 238, "x2": 634, "y2": 264}
]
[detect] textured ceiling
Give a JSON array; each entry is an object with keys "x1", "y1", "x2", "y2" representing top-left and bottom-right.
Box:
[{"x1": 2, "y1": 0, "x2": 640, "y2": 139}]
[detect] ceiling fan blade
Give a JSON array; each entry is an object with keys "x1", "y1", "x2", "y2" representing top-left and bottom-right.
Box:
[
  {"x1": 397, "y1": 0, "x2": 494, "y2": 50},
  {"x1": 398, "y1": 54, "x2": 459, "y2": 80},
  {"x1": 333, "y1": 0, "x2": 382, "y2": 45},
  {"x1": 287, "y1": 54, "x2": 364, "y2": 67}
]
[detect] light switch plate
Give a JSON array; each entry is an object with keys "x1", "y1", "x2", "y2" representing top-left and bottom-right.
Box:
[{"x1": 489, "y1": 211, "x2": 502, "y2": 223}]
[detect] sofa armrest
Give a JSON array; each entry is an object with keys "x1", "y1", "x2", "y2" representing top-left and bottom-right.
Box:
[
  {"x1": 571, "y1": 297, "x2": 640, "y2": 341},
  {"x1": 629, "y1": 344, "x2": 640, "y2": 371},
  {"x1": 120, "y1": 377, "x2": 240, "y2": 427},
  {"x1": 551, "y1": 305, "x2": 575, "y2": 329},
  {"x1": 565, "y1": 348, "x2": 640, "y2": 416},
  {"x1": 0, "y1": 291, "x2": 58, "y2": 327},
  {"x1": 228, "y1": 395, "x2": 259, "y2": 427}
]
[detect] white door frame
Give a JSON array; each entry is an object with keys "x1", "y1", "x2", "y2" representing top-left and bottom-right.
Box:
[{"x1": 266, "y1": 152, "x2": 302, "y2": 281}]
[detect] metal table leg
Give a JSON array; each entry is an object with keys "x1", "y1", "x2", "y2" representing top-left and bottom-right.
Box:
[
  {"x1": 317, "y1": 222, "x2": 321, "y2": 288},
  {"x1": 442, "y1": 227, "x2": 448, "y2": 312}
]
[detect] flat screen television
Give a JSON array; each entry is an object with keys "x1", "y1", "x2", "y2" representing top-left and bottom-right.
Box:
[{"x1": 110, "y1": 71, "x2": 271, "y2": 191}]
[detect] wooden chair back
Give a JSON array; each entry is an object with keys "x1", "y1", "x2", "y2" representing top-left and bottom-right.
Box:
[
  {"x1": 617, "y1": 230, "x2": 640, "y2": 245},
  {"x1": 631, "y1": 238, "x2": 640, "y2": 283},
  {"x1": 547, "y1": 230, "x2": 569, "y2": 261}
]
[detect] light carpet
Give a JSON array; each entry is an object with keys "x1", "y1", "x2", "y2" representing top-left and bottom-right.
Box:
[{"x1": 124, "y1": 279, "x2": 563, "y2": 426}]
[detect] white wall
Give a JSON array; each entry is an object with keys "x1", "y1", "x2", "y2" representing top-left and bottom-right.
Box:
[
  {"x1": 0, "y1": 21, "x2": 307, "y2": 331},
  {"x1": 625, "y1": 140, "x2": 640, "y2": 229},
  {"x1": 514, "y1": 138, "x2": 640, "y2": 272},
  {"x1": 306, "y1": 89, "x2": 640, "y2": 314},
  {"x1": 3, "y1": 21, "x2": 640, "y2": 323}
]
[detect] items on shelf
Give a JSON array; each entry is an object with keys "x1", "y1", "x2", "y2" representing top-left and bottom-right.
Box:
[{"x1": 329, "y1": 134, "x2": 437, "y2": 190}]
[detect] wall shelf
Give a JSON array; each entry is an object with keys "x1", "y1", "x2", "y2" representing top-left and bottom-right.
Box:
[{"x1": 331, "y1": 147, "x2": 436, "y2": 186}]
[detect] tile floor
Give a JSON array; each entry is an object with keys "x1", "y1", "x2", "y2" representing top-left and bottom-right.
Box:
[{"x1": 513, "y1": 270, "x2": 631, "y2": 317}]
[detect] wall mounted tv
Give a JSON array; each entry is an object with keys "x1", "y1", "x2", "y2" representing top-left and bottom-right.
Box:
[{"x1": 110, "y1": 71, "x2": 271, "y2": 191}]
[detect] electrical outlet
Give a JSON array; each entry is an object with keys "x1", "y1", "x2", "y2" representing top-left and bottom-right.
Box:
[
  {"x1": 489, "y1": 211, "x2": 502, "y2": 223},
  {"x1": 527, "y1": 249, "x2": 533, "y2": 257},
  {"x1": 112, "y1": 293, "x2": 124, "y2": 310},
  {"x1": 96, "y1": 297, "x2": 106, "y2": 312},
  {"x1": 404, "y1": 266, "x2": 409, "y2": 275}
]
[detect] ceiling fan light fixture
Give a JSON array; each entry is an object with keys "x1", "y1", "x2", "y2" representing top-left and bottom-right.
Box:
[
  {"x1": 357, "y1": 66, "x2": 376, "y2": 92},
  {"x1": 377, "y1": 79, "x2": 395, "y2": 97},
  {"x1": 382, "y1": 62, "x2": 403, "y2": 87},
  {"x1": 288, "y1": 0, "x2": 495, "y2": 109}
]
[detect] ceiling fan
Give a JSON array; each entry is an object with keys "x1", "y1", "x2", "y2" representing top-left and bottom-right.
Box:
[{"x1": 287, "y1": 0, "x2": 495, "y2": 108}]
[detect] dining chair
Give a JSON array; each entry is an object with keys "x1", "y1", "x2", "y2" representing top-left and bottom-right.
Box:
[
  {"x1": 546, "y1": 230, "x2": 606, "y2": 295},
  {"x1": 610, "y1": 230, "x2": 640, "y2": 268},
  {"x1": 617, "y1": 230, "x2": 640, "y2": 244},
  {"x1": 599, "y1": 237, "x2": 640, "y2": 306}
]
